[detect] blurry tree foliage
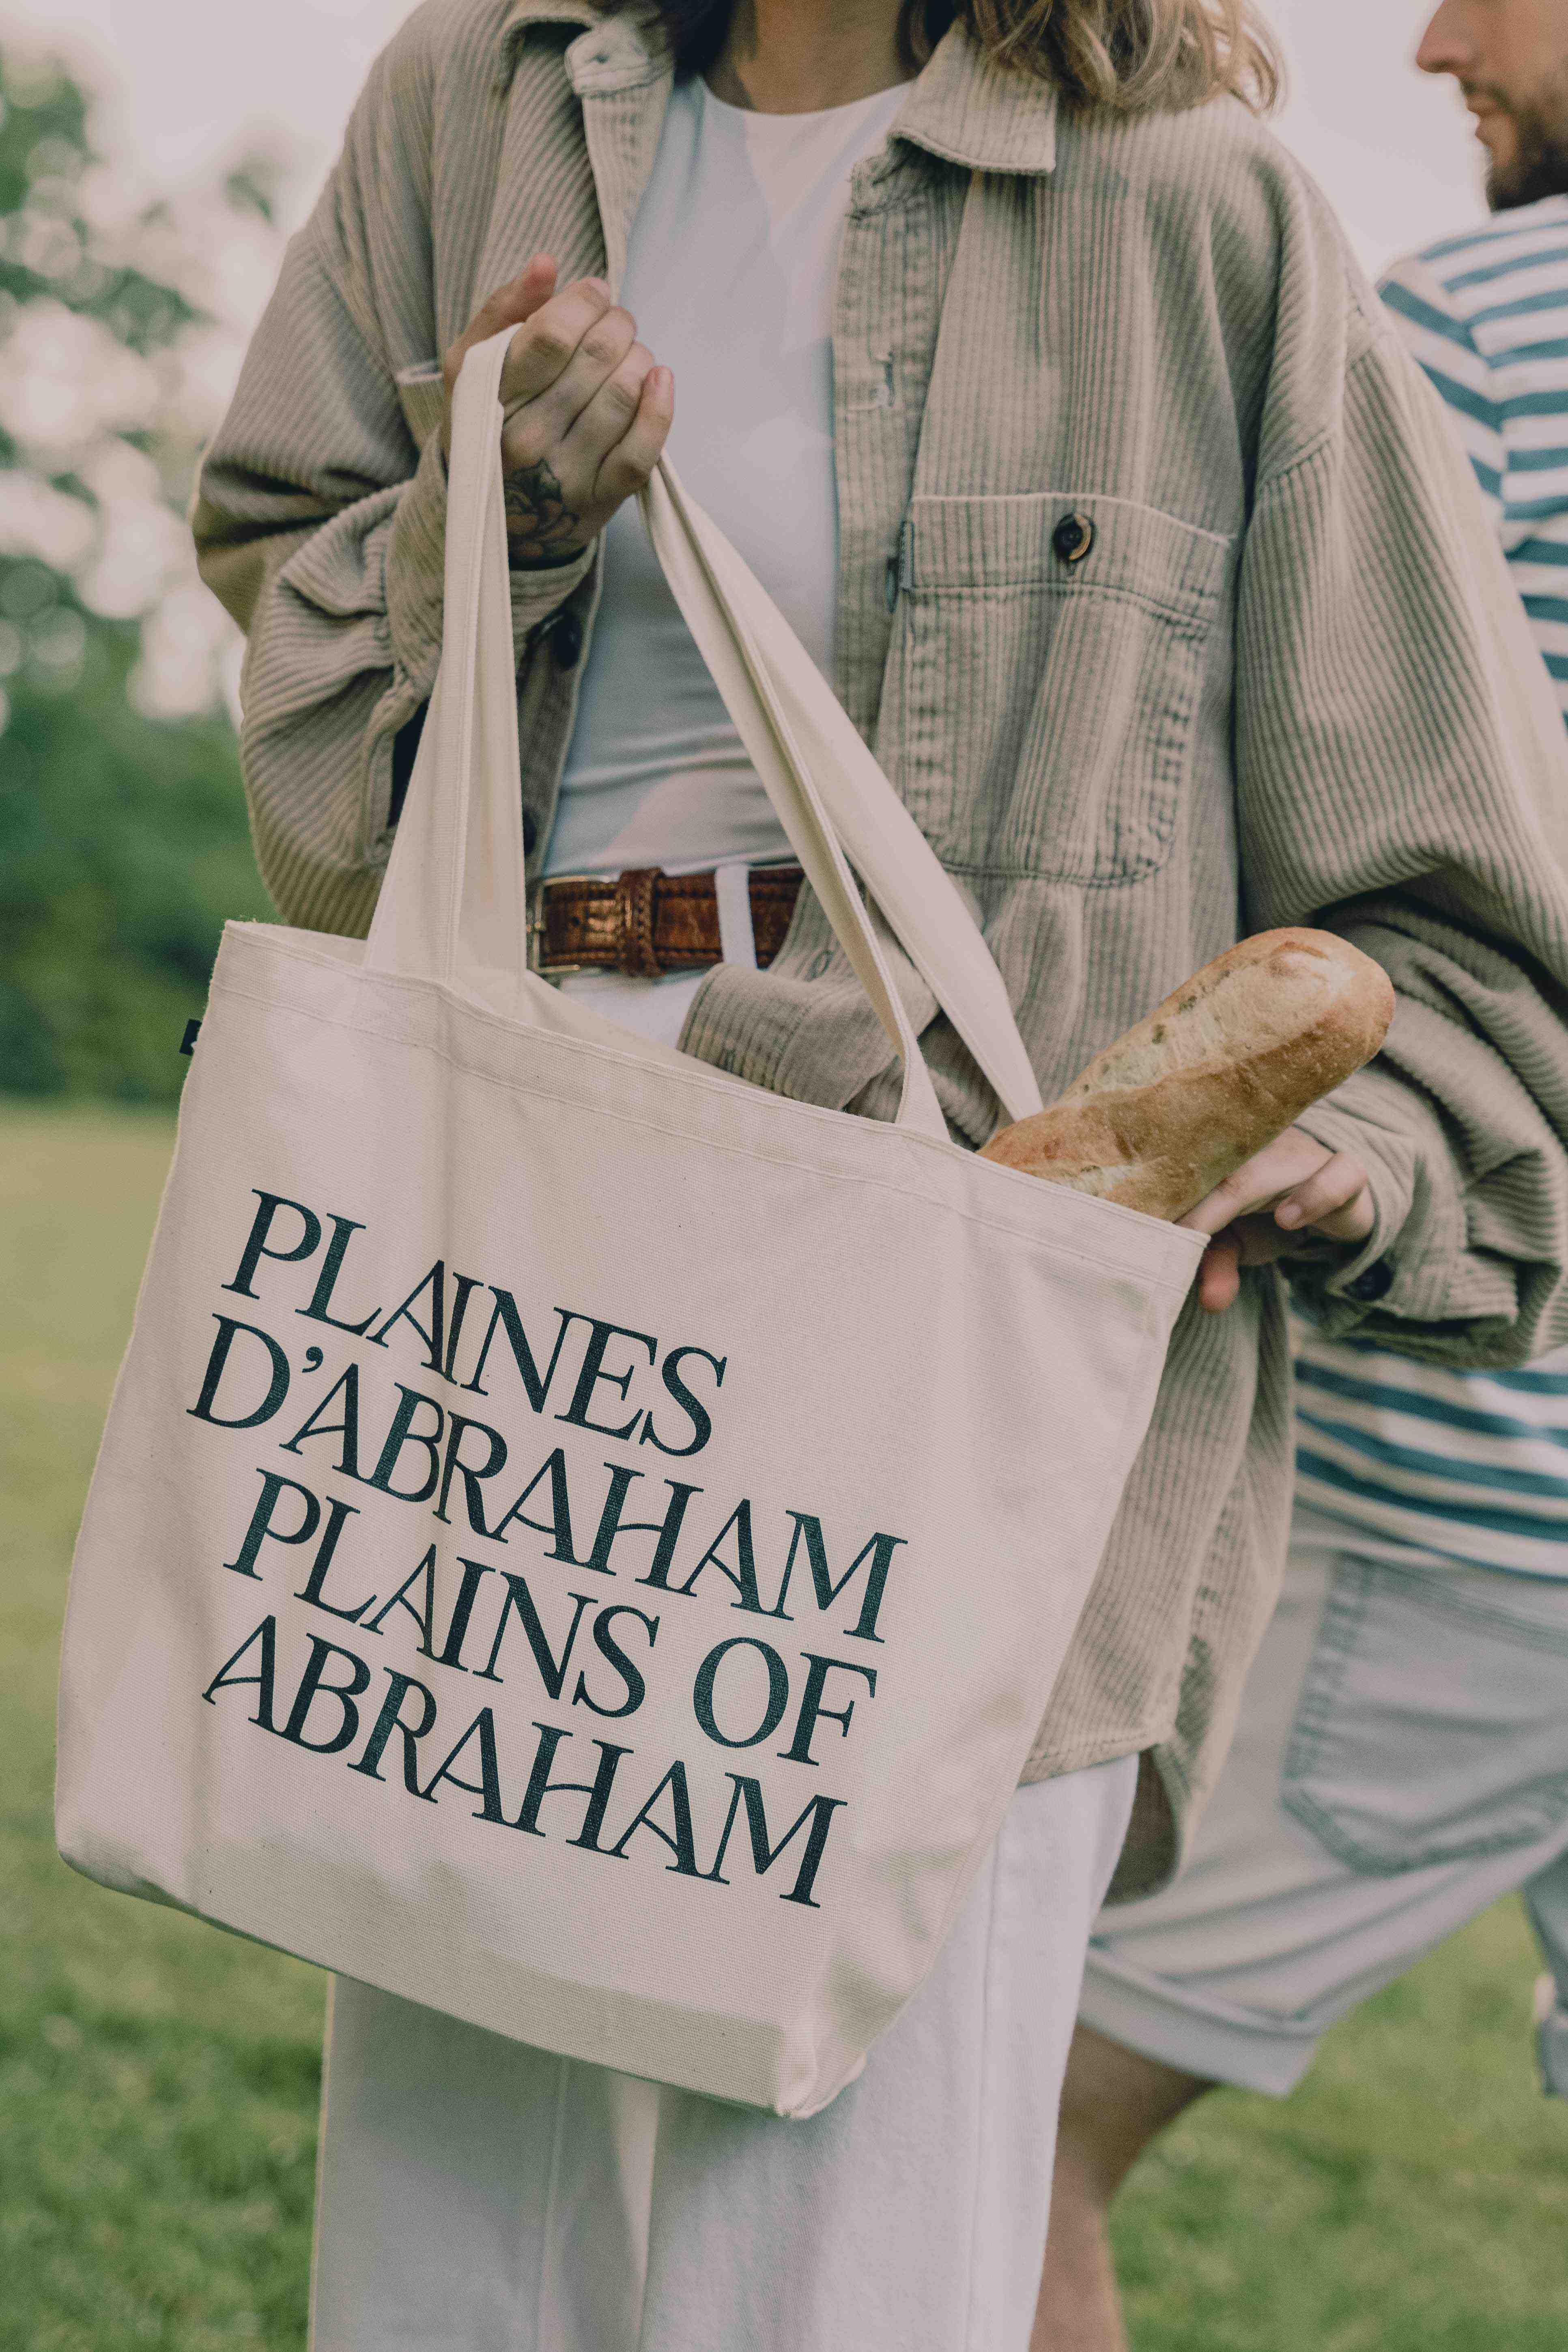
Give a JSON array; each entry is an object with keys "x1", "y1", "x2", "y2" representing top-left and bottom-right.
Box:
[{"x1": 0, "y1": 44, "x2": 281, "y2": 1103}]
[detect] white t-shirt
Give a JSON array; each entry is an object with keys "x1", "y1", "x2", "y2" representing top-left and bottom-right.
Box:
[{"x1": 543, "y1": 73, "x2": 905, "y2": 886}]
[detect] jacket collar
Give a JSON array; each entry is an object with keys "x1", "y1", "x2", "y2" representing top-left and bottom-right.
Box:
[
  {"x1": 890, "y1": 21, "x2": 1058, "y2": 176},
  {"x1": 498, "y1": 4, "x2": 1058, "y2": 175},
  {"x1": 501, "y1": 0, "x2": 665, "y2": 91}
]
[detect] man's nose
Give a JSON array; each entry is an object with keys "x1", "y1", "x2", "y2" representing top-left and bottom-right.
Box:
[{"x1": 1416, "y1": 0, "x2": 1474, "y2": 77}]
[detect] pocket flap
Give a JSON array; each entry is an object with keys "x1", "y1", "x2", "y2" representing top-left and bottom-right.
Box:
[{"x1": 900, "y1": 490, "x2": 1230, "y2": 617}]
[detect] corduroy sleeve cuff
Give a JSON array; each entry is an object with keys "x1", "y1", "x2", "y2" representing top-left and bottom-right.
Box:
[
  {"x1": 384, "y1": 425, "x2": 454, "y2": 695},
  {"x1": 385, "y1": 428, "x2": 594, "y2": 696},
  {"x1": 1287, "y1": 1066, "x2": 1471, "y2": 1338},
  {"x1": 510, "y1": 548, "x2": 595, "y2": 646}
]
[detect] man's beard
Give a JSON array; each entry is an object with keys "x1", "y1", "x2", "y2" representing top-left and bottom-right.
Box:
[{"x1": 1482, "y1": 75, "x2": 1568, "y2": 210}]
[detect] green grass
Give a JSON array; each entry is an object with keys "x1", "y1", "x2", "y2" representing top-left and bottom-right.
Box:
[
  {"x1": 2, "y1": 1105, "x2": 322, "y2": 2352},
  {"x1": 1113, "y1": 1894, "x2": 1568, "y2": 2349},
  {"x1": 2, "y1": 1103, "x2": 1565, "y2": 2349}
]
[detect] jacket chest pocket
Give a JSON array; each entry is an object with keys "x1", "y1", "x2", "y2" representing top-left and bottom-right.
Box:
[{"x1": 884, "y1": 491, "x2": 1230, "y2": 881}]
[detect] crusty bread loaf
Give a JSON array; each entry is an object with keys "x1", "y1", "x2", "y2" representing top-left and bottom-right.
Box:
[{"x1": 979, "y1": 929, "x2": 1394, "y2": 1222}]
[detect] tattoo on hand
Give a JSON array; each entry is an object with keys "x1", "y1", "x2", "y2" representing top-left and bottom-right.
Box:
[{"x1": 504, "y1": 458, "x2": 583, "y2": 567}]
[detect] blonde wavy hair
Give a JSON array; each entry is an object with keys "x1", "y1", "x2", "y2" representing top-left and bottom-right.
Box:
[
  {"x1": 613, "y1": 0, "x2": 1284, "y2": 115},
  {"x1": 960, "y1": 0, "x2": 1282, "y2": 111}
]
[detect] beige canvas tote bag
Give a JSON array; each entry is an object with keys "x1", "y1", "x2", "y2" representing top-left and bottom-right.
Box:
[{"x1": 56, "y1": 331, "x2": 1203, "y2": 2119}]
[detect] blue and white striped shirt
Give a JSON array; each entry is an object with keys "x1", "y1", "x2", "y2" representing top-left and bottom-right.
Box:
[
  {"x1": 1293, "y1": 1324, "x2": 1568, "y2": 1577},
  {"x1": 1288, "y1": 209, "x2": 1568, "y2": 1579},
  {"x1": 1381, "y1": 196, "x2": 1568, "y2": 724}
]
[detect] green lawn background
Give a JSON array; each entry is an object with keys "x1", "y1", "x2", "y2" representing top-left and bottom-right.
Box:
[{"x1": 3, "y1": 1104, "x2": 1565, "y2": 2349}]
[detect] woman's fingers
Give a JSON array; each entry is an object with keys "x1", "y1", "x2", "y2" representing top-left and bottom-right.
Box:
[
  {"x1": 592, "y1": 365, "x2": 675, "y2": 503},
  {"x1": 1196, "y1": 1229, "x2": 1243, "y2": 1315},
  {"x1": 440, "y1": 256, "x2": 559, "y2": 448},
  {"x1": 501, "y1": 347, "x2": 672, "y2": 557},
  {"x1": 499, "y1": 276, "x2": 615, "y2": 407},
  {"x1": 1271, "y1": 1148, "x2": 1373, "y2": 1241},
  {"x1": 503, "y1": 307, "x2": 640, "y2": 462},
  {"x1": 1179, "y1": 1129, "x2": 1323, "y2": 1238},
  {"x1": 1180, "y1": 1126, "x2": 1367, "y2": 1239},
  {"x1": 558, "y1": 343, "x2": 662, "y2": 482},
  {"x1": 467, "y1": 256, "x2": 558, "y2": 346},
  {"x1": 449, "y1": 268, "x2": 670, "y2": 563},
  {"x1": 1185, "y1": 1126, "x2": 1375, "y2": 1313}
]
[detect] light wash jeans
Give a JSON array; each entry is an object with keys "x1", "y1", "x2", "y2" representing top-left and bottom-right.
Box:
[{"x1": 1081, "y1": 1507, "x2": 1568, "y2": 2096}]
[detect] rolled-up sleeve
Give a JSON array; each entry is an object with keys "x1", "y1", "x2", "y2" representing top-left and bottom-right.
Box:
[
  {"x1": 192, "y1": 83, "x2": 588, "y2": 936},
  {"x1": 1236, "y1": 320, "x2": 1568, "y2": 1365}
]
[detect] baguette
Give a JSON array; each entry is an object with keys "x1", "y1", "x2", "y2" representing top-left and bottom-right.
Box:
[{"x1": 979, "y1": 929, "x2": 1395, "y2": 1223}]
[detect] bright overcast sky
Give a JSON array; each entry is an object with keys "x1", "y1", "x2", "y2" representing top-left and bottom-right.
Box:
[{"x1": 19, "y1": 0, "x2": 1488, "y2": 279}]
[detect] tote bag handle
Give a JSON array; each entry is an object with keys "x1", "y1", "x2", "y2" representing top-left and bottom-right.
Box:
[{"x1": 366, "y1": 331, "x2": 1045, "y2": 1141}]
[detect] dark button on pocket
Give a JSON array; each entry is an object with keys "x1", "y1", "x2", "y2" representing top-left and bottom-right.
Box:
[
  {"x1": 551, "y1": 610, "x2": 584, "y2": 670},
  {"x1": 1345, "y1": 1258, "x2": 1395, "y2": 1304},
  {"x1": 1052, "y1": 512, "x2": 1095, "y2": 566}
]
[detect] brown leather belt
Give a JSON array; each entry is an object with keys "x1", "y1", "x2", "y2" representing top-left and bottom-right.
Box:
[{"x1": 529, "y1": 864, "x2": 804, "y2": 979}]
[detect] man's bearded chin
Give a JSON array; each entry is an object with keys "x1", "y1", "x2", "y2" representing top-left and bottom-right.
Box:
[{"x1": 1488, "y1": 80, "x2": 1568, "y2": 209}]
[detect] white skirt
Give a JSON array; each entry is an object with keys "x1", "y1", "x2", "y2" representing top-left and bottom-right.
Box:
[{"x1": 309, "y1": 1753, "x2": 1136, "y2": 2352}]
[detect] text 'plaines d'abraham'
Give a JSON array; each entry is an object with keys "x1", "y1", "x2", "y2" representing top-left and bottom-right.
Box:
[{"x1": 187, "y1": 1189, "x2": 912, "y2": 1908}]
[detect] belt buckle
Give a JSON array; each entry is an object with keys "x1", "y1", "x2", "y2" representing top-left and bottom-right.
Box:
[{"x1": 527, "y1": 871, "x2": 596, "y2": 980}]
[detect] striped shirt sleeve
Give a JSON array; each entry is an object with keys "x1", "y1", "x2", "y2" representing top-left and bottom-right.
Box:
[
  {"x1": 1379, "y1": 250, "x2": 1507, "y2": 520},
  {"x1": 1381, "y1": 221, "x2": 1568, "y2": 727}
]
